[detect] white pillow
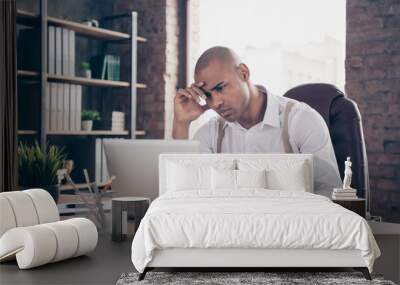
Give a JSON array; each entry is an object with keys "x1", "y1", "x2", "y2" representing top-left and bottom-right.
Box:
[
  {"x1": 167, "y1": 162, "x2": 210, "y2": 191},
  {"x1": 211, "y1": 168, "x2": 236, "y2": 190},
  {"x1": 166, "y1": 160, "x2": 235, "y2": 192},
  {"x1": 267, "y1": 162, "x2": 307, "y2": 191},
  {"x1": 211, "y1": 168, "x2": 268, "y2": 190},
  {"x1": 236, "y1": 169, "x2": 267, "y2": 189},
  {"x1": 238, "y1": 159, "x2": 309, "y2": 192}
]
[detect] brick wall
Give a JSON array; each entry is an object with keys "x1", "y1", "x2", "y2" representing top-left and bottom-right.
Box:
[
  {"x1": 112, "y1": 0, "x2": 180, "y2": 139},
  {"x1": 113, "y1": 0, "x2": 169, "y2": 138},
  {"x1": 346, "y1": 0, "x2": 400, "y2": 222}
]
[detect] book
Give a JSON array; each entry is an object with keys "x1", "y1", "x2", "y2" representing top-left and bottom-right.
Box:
[
  {"x1": 332, "y1": 196, "x2": 359, "y2": 200},
  {"x1": 48, "y1": 26, "x2": 55, "y2": 74},
  {"x1": 69, "y1": 30, "x2": 75, "y2": 76},
  {"x1": 90, "y1": 55, "x2": 108, "y2": 79},
  {"x1": 45, "y1": 83, "x2": 50, "y2": 132},
  {"x1": 115, "y1": 56, "x2": 121, "y2": 81},
  {"x1": 101, "y1": 55, "x2": 108, "y2": 79},
  {"x1": 62, "y1": 28, "x2": 69, "y2": 75},
  {"x1": 69, "y1": 84, "x2": 76, "y2": 131},
  {"x1": 333, "y1": 188, "x2": 357, "y2": 193},
  {"x1": 108, "y1": 55, "x2": 113, "y2": 80},
  {"x1": 76, "y1": 85, "x2": 82, "y2": 131},
  {"x1": 90, "y1": 54, "x2": 121, "y2": 80},
  {"x1": 332, "y1": 192, "x2": 357, "y2": 197},
  {"x1": 56, "y1": 83, "x2": 63, "y2": 130},
  {"x1": 63, "y1": 84, "x2": 70, "y2": 131},
  {"x1": 55, "y1": 27, "x2": 62, "y2": 75},
  {"x1": 49, "y1": 83, "x2": 57, "y2": 130}
]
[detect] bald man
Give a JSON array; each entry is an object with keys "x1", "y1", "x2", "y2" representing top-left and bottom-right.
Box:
[{"x1": 172, "y1": 46, "x2": 341, "y2": 197}]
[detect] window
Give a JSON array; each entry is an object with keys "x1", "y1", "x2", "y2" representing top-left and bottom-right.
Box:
[{"x1": 187, "y1": 0, "x2": 345, "y2": 136}]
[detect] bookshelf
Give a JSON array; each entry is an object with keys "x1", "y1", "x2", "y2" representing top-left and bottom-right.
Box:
[
  {"x1": 17, "y1": 9, "x2": 36, "y2": 19},
  {"x1": 18, "y1": 130, "x2": 38, "y2": 135},
  {"x1": 47, "y1": 130, "x2": 129, "y2": 136},
  {"x1": 47, "y1": 74, "x2": 130, "y2": 88},
  {"x1": 16, "y1": 0, "x2": 147, "y2": 183},
  {"x1": 47, "y1": 16, "x2": 130, "y2": 40},
  {"x1": 17, "y1": 9, "x2": 147, "y2": 43},
  {"x1": 17, "y1": 69, "x2": 40, "y2": 78}
]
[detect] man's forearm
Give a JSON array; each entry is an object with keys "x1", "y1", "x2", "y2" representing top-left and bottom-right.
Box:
[{"x1": 172, "y1": 119, "x2": 190, "y2": 139}]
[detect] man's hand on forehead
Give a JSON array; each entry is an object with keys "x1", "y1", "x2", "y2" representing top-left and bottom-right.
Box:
[{"x1": 194, "y1": 81, "x2": 211, "y2": 98}]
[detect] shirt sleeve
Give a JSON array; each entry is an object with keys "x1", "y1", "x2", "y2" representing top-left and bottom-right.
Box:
[
  {"x1": 289, "y1": 104, "x2": 342, "y2": 198},
  {"x1": 192, "y1": 120, "x2": 215, "y2": 153}
]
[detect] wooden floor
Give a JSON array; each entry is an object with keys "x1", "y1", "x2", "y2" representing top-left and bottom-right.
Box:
[{"x1": 0, "y1": 215, "x2": 134, "y2": 285}]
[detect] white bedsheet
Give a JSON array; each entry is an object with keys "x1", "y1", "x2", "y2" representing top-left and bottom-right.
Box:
[{"x1": 131, "y1": 190, "x2": 380, "y2": 273}]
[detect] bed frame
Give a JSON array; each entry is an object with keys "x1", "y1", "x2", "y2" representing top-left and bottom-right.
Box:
[
  {"x1": 140, "y1": 248, "x2": 370, "y2": 280},
  {"x1": 138, "y1": 154, "x2": 371, "y2": 281}
]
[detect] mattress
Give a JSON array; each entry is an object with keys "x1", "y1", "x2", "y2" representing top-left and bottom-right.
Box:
[{"x1": 131, "y1": 189, "x2": 380, "y2": 273}]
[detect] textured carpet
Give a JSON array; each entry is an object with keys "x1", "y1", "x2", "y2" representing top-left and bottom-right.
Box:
[{"x1": 116, "y1": 271, "x2": 396, "y2": 285}]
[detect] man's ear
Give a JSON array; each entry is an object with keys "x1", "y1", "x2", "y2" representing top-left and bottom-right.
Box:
[{"x1": 237, "y1": 63, "x2": 250, "y2": 81}]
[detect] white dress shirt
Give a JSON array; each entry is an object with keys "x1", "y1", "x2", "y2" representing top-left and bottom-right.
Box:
[{"x1": 193, "y1": 89, "x2": 342, "y2": 197}]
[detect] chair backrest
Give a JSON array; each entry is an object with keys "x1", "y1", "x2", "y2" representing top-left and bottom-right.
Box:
[
  {"x1": 283, "y1": 83, "x2": 369, "y2": 198},
  {"x1": 0, "y1": 189, "x2": 59, "y2": 237}
]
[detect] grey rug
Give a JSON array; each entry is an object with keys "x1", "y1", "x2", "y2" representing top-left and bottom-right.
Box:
[{"x1": 116, "y1": 271, "x2": 396, "y2": 285}]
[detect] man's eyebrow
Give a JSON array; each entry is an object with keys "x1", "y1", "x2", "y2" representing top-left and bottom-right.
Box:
[{"x1": 210, "y1": 81, "x2": 224, "y2": 91}]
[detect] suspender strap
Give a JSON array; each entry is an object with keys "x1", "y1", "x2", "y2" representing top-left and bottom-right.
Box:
[
  {"x1": 217, "y1": 100, "x2": 295, "y2": 154},
  {"x1": 216, "y1": 117, "x2": 226, "y2": 153},
  {"x1": 282, "y1": 101, "x2": 296, "y2": 154}
]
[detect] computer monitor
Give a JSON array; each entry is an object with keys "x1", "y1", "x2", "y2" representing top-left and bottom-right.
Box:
[{"x1": 103, "y1": 139, "x2": 200, "y2": 200}]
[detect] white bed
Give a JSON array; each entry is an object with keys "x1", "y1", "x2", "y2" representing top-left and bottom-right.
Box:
[{"x1": 131, "y1": 154, "x2": 380, "y2": 280}]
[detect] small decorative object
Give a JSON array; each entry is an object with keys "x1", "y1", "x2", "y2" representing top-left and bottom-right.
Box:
[
  {"x1": 81, "y1": 110, "x2": 101, "y2": 131},
  {"x1": 79, "y1": 61, "x2": 91, "y2": 78},
  {"x1": 18, "y1": 141, "x2": 66, "y2": 203},
  {"x1": 82, "y1": 19, "x2": 99, "y2": 27},
  {"x1": 111, "y1": 111, "x2": 125, "y2": 131},
  {"x1": 332, "y1": 157, "x2": 358, "y2": 200},
  {"x1": 342, "y1": 157, "x2": 353, "y2": 190}
]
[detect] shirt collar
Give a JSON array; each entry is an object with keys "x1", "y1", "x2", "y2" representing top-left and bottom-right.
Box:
[
  {"x1": 224, "y1": 87, "x2": 281, "y2": 129},
  {"x1": 261, "y1": 89, "x2": 281, "y2": 128}
]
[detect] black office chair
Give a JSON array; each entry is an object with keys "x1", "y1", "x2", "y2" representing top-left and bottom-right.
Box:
[{"x1": 283, "y1": 83, "x2": 369, "y2": 199}]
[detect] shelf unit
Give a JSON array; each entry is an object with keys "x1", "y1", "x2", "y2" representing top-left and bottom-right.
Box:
[
  {"x1": 17, "y1": 130, "x2": 38, "y2": 135},
  {"x1": 47, "y1": 74, "x2": 130, "y2": 88},
  {"x1": 17, "y1": 9, "x2": 147, "y2": 42},
  {"x1": 16, "y1": 3, "x2": 146, "y2": 140},
  {"x1": 17, "y1": 69, "x2": 40, "y2": 78},
  {"x1": 16, "y1": 0, "x2": 147, "y2": 184}
]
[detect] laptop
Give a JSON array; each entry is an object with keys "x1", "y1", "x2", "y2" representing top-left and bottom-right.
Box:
[{"x1": 103, "y1": 139, "x2": 200, "y2": 200}]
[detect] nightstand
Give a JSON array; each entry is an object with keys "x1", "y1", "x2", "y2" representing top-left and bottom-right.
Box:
[{"x1": 332, "y1": 198, "x2": 366, "y2": 218}]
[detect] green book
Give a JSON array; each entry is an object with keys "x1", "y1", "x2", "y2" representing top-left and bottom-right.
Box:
[
  {"x1": 107, "y1": 55, "x2": 113, "y2": 80},
  {"x1": 111, "y1": 55, "x2": 115, "y2": 81},
  {"x1": 101, "y1": 56, "x2": 108, "y2": 80},
  {"x1": 116, "y1": 56, "x2": 120, "y2": 81},
  {"x1": 90, "y1": 55, "x2": 108, "y2": 80}
]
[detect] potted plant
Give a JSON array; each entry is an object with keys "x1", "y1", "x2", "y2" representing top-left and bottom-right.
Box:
[
  {"x1": 81, "y1": 110, "x2": 100, "y2": 131},
  {"x1": 79, "y1": 61, "x2": 91, "y2": 78},
  {"x1": 18, "y1": 141, "x2": 66, "y2": 203}
]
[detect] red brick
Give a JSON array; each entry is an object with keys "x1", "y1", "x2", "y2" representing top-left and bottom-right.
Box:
[{"x1": 377, "y1": 178, "x2": 400, "y2": 191}]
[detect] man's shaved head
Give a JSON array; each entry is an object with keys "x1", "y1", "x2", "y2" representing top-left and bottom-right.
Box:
[
  {"x1": 192, "y1": 46, "x2": 254, "y2": 123},
  {"x1": 194, "y1": 46, "x2": 241, "y2": 75}
]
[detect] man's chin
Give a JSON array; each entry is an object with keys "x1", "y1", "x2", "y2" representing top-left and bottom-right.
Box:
[{"x1": 223, "y1": 114, "x2": 237, "y2": 122}]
